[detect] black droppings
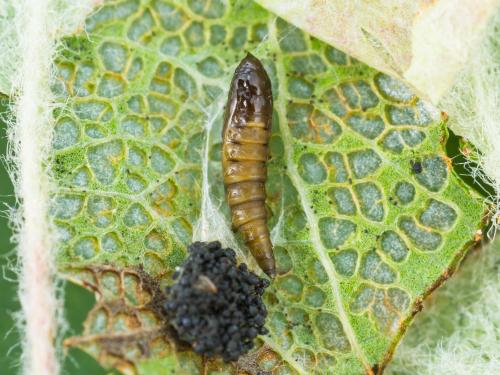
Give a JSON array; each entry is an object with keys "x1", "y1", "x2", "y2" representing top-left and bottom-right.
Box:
[
  {"x1": 411, "y1": 160, "x2": 423, "y2": 174},
  {"x1": 163, "y1": 241, "x2": 269, "y2": 362}
]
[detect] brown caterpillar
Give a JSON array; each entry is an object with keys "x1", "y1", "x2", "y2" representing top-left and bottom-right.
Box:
[{"x1": 221, "y1": 53, "x2": 276, "y2": 278}]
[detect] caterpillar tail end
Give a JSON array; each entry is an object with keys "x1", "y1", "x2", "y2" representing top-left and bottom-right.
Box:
[
  {"x1": 259, "y1": 257, "x2": 277, "y2": 279},
  {"x1": 264, "y1": 266, "x2": 276, "y2": 279}
]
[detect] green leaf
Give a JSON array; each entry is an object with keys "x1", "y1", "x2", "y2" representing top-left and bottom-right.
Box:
[
  {"x1": 254, "y1": 0, "x2": 500, "y2": 105},
  {"x1": 52, "y1": 1, "x2": 483, "y2": 374}
]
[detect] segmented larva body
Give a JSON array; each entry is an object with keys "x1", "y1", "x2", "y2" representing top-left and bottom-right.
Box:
[{"x1": 222, "y1": 53, "x2": 276, "y2": 277}]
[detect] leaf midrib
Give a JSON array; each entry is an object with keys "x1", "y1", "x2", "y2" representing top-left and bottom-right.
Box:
[{"x1": 267, "y1": 17, "x2": 373, "y2": 373}]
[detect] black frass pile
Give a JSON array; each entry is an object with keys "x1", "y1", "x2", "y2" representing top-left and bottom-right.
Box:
[{"x1": 163, "y1": 241, "x2": 270, "y2": 362}]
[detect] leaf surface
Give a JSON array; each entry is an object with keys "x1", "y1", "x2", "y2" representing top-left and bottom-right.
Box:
[{"x1": 51, "y1": 1, "x2": 483, "y2": 373}]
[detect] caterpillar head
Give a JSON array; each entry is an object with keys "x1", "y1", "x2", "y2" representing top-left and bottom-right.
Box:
[{"x1": 232, "y1": 53, "x2": 272, "y2": 123}]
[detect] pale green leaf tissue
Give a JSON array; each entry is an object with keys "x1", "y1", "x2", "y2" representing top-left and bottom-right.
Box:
[{"x1": 2, "y1": 0, "x2": 494, "y2": 374}]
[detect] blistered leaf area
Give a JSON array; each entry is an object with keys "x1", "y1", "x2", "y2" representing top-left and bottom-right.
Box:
[{"x1": 50, "y1": 0, "x2": 483, "y2": 374}]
